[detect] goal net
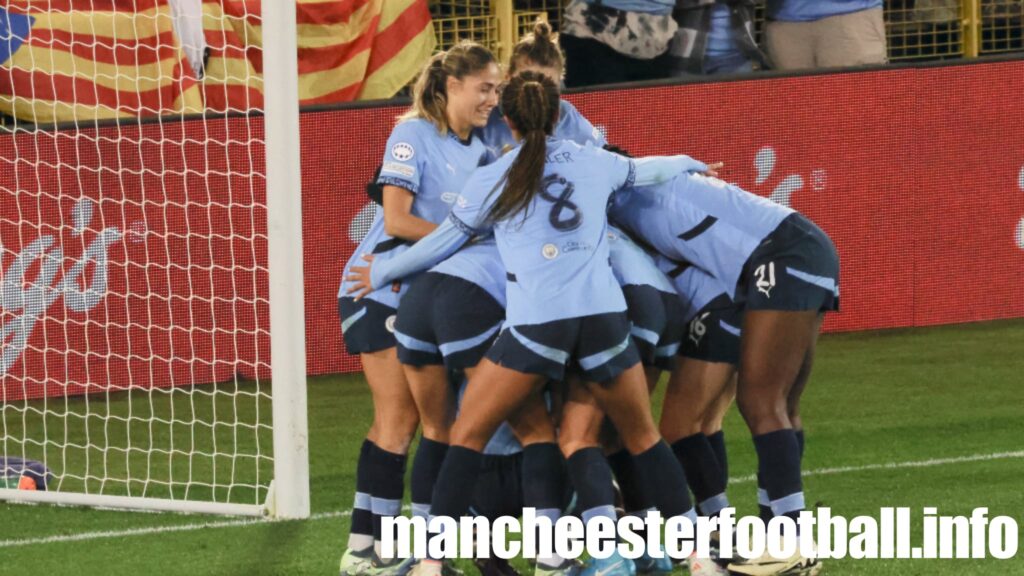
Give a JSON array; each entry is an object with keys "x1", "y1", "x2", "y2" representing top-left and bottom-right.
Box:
[{"x1": 0, "y1": 0, "x2": 307, "y2": 517}]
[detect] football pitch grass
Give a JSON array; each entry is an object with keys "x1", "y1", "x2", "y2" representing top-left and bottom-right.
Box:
[{"x1": 1, "y1": 319, "x2": 1022, "y2": 575}]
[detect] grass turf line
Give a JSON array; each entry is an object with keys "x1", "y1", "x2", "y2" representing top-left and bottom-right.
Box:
[{"x1": 0, "y1": 319, "x2": 1022, "y2": 574}]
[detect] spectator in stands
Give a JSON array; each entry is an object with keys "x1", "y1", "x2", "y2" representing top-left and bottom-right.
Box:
[
  {"x1": 667, "y1": 0, "x2": 770, "y2": 75},
  {"x1": 765, "y1": 0, "x2": 888, "y2": 70},
  {"x1": 559, "y1": 0, "x2": 677, "y2": 87}
]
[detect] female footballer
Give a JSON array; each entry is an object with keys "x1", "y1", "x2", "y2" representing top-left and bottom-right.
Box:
[{"x1": 335, "y1": 41, "x2": 501, "y2": 576}]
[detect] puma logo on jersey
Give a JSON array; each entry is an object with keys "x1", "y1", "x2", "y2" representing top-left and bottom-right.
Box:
[{"x1": 755, "y1": 262, "x2": 776, "y2": 297}]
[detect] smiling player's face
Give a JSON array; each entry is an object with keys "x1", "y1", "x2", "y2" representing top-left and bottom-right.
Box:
[{"x1": 447, "y1": 62, "x2": 502, "y2": 131}]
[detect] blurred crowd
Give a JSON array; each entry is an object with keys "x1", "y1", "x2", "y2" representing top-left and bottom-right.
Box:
[{"x1": 559, "y1": 0, "x2": 889, "y2": 87}]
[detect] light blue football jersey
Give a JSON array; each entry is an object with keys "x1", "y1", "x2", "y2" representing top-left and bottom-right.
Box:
[
  {"x1": 338, "y1": 118, "x2": 487, "y2": 308},
  {"x1": 609, "y1": 173, "x2": 793, "y2": 300},
  {"x1": 607, "y1": 225, "x2": 675, "y2": 293},
  {"x1": 480, "y1": 100, "x2": 606, "y2": 163},
  {"x1": 654, "y1": 255, "x2": 732, "y2": 322},
  {"x1": 450, "y1": 139, "x2": 636, "y2": 326},
  {"x1": 429, "y1": 237, "x2": 507, "y2": 308},
  {"x1": 433, "y1": 100, "x2": 608, "y2": 309}
]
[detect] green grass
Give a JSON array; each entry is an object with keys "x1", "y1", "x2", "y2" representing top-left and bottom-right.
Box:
[{"x1": 1, "y1": 320, "x2": 1023, "y2": 575}]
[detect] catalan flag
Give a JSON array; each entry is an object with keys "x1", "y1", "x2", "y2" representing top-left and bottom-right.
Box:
[
  {"x1": 0, "y1": 0, "x2": 203, "y2": 124},
  {"x1": 201, "y1": 0, "x2": 435, "y2": 111}
]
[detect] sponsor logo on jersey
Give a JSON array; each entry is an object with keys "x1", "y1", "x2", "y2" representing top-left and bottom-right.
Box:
[
  {"x1": 441, "y1": 192, "x2": 458, "y2": 204},
  {"x1": 391, "y1": 142, "x2": 415, "y2": 161},
  {"x1": 382, "y1": 161, "x2": 415, "y2": 178},
  {"x1": 562, "y1": 241, "x2": 592, "y2": 253}
]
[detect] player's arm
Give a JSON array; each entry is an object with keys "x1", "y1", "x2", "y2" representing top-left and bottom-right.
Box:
[
  {"x1": 378, "y1": 122, "x2": 437, "y2": 241},
  {"x1": 382, "y1": 185, "x2": 438, "y2": 241},
  {"x1": 632, "y1": 155, "x2": 710, "y2": 186},
  {"x1": 345, "y1": 215, "x2": 474, "y2": 299},
  {"x1": 599, "y1": 145, "x2": 720, "y2": 188}
]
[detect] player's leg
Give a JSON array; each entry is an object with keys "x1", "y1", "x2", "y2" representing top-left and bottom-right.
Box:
[
  {"x1": 403, "y1": 273, "x2": 505, "y2": 525},
  {"x1": 337, "y1": 297, "x2": 419, "y2": 574},
  {"x1": 575, "y1": 313, "x2": 698, "y2": 530},
  {"x1": 394, "y1": 274, "x2": 454, "y2": 524},
  {"x1": 471, "y1": 452, "x2": 526, "y2": 576},
  {"x1": 787, "y1": 313, "x2": 823, "y2": 459},
  {"x1": 661, "y1": 300, "x2": 741, "y2": 521},
  {"x1": 702, "y1": 374, "x2": 736, "y2": 490},
  {"x1": 415, "y1": 359, "x2": 548, "y2": 575},
  {"x1": 362, "y1": 348, "x2": 420, "y2": 559},
  {"x1": 662, "y1": 358, "x2": 735, "y2": 519},
  {"x1": 730, "y1": 309, "x2": 819, "y2": 576},
  {"x1": 728, "y1": 214, "x2": 838, "y2": 576},
  {"x1": 507, "y1": 390, "x2": 578, "y2": 574}
]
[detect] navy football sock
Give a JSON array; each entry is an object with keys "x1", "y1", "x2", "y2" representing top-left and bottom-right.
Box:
[
  {"x1": 411, "y1": 437, "x2": 448, "y2": 520},
  {"x1": 707, "y1": 430, "x2": 728, "y2": 486},
  {"x1": 753, "y1": 430, "x2": 804, "y2": 522},
  {"x1": 634, "y1": 440, "x2": 696, "y2": 520},
  {"x1": 368, "y1": 443, "x2": 407, "y2": 548},
  {"x1": 348, "y1": 439, "x2": 375, "y2": 551},
  {"x1": 671, "y1": 434, "x2": 728, "y2": 516},
  {"x1": 607, "y1": 449, "x2": 651, "y2": 514}
]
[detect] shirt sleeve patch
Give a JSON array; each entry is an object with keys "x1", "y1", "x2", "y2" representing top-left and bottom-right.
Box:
[
  {"x1": 382, "y1": 161, "x2": 415, "y2": 178},
  {"x1": 390, "y1": 142, "x2": 415, "y2": 161}
]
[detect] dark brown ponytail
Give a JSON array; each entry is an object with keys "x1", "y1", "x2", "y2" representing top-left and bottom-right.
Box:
[{"x1": 486, "y1": 71, "x2": 560, "y2": 225}]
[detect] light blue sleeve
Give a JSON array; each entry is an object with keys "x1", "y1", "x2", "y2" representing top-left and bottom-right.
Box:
[
  {"x1": 558, "y1": 100, "x2": 607, "y2": 147},
  {"x1": 377, "y1": 120, "x2": 428, "y2": 194},
  {"x1": 370, "y1": 163, "x2": 502, "y2": 287},
  {"x1": 369, "y1": 217, "x2": 472, "y2": 288},
  {"x1": 632, "y1": 155, "x2": 708, "y2": 187},
  {"x1": 450, "y1": 162, "x2": 503, "y2": 232},
  {"x1": 588, "y1": 146, "x2": 705, "y2": 190}
]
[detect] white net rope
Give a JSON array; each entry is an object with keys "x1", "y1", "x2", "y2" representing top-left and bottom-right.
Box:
[{"x1": 0, "y1": 0, "x2": 272, "y2": 506}]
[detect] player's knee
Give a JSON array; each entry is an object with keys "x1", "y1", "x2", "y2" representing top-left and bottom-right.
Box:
[
  {"x1": 449, "y1": 422, "x2": 489, "y2": 452},
  {"x1": 620, "y1": 427, "x2": 662, "y2": 455},
  {"x1": 659, "y1": 418, "x2": 700, "y2": 444},
  {"x1": 558, "y1": 435, "x2": 598, "y2": 458},
  {"x1": 419, "y1": 419, "x2": 451, "y2": 443},
  {"x1": 736, "y1": 391, "x2": 786, "y2": 428}
]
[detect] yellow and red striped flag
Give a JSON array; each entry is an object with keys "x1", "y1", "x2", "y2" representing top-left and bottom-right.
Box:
[
  {"x1": 202, "y1": 0, "x2": 435, "y2": 111},
  {"x1": 0, "y1": 0, "x2": 203, "y2": 124}
]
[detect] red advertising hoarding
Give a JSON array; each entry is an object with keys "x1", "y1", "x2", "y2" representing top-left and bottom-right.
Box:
[{"x1": 2, "y1": 60, "x2": 1023, "y2": 398}]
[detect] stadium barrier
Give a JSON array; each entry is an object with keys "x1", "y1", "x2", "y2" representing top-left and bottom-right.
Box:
[
  {"x1": 441, "y1": 1, "x2": 1022, "y2": 63},
  {"x1": 2, "y1": 59, "x2": 1023, "y2": 399}
]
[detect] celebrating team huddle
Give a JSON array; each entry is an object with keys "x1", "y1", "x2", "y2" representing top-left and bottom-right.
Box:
[{"x1": 336, "y1": 22, "x2": 839, "y2": 576}]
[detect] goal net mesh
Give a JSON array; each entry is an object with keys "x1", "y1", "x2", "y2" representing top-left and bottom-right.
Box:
[{"x1": 0, "y1": 0, "x2": 272, "y2": 507}]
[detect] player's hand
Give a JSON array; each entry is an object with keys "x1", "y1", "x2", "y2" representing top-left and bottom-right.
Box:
[
  {"x1": 345, "y1": 254, "x2": 375, "y2": 301},
  {"x1": 702, "y1": 162, "x2": 723, "y2": 177}
]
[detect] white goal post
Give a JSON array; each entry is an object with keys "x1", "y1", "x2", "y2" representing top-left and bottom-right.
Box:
[{"x1": 0, "y1": 0, "x2": 308, "y2": 518}]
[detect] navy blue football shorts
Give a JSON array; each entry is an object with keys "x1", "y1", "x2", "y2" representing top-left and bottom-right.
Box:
[
  {"x1": 394, "y1": 272, "x2": 504, "y2": 371},
  {"x1": 679, "y1": 294, "x2": 743, "y2": 365},
  {"x1": 739, "y1": 213, "x2": 840, "y2": 312},
  {"x1": 486, "y1": 311, "x2": 641, "y2": 383},
  {"x1": 621, "y1": 284, "x2": 684, "y2": 372},
  {"x1": 338, "y1": 297, "x2": 398, "y2": 355}
]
